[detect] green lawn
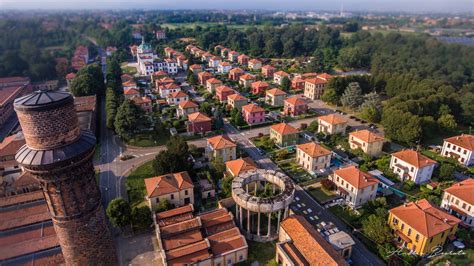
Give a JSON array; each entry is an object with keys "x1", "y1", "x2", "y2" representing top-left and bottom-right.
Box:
[
  {"x1": 127, "y1": 131, "x2": 170, "y2": 147},
  {"x1": 277, "y1": 159, "x2": 312, "y2": 184},
  {"x1": 125, "y1": 160, "x2": 156, "y2": 208},
  {"x1": 245, "y1": 241, "x2": 276, "y2": 266},
  {"x1": 308, "y1": 186, "x2": 337, "y2": 204},
  {"x1": 121, "y1": 64, "x2": 137, "y2": 75},
  {"x1": 251, "y1": 135, "x2": 277, "y2": 153}
]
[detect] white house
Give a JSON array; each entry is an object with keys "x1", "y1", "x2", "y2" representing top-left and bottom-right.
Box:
[
  {"x1": 441, "y1": 179, "x2": 474, "y2": 227},
  {"x1": 441, "y1": 134, "x2": 474, "y2": 166},
  {"x1": 390, "y1": 150, "x2": 437, "y2": 184},
  {"x1": 218, "y1": 61, "x2": 233, "y2": 74}
]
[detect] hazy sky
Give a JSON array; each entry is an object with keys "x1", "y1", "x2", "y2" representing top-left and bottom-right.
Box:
[{"x1": 1, "y1": 0, "x2": 473, "y2": 13}]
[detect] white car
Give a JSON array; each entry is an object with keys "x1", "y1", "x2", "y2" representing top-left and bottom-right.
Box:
[
  {"x1": 303, "y1": 210, "x2": 308, "y2": 215},
  {"x1": 296, "y1": 204, "x2": 302, "y2": 208},
  {"x1": 301, "y1": 203, "x2": 306, "y2": 207},
  {"x1": 309, "y1": 216, "x2": 315, "y2": 221},
  {"x1": 307, "y1": 208, "x2": 312, "y2": 213},
  {"x1": 295, "y1": 196, "x2": 300, "y2": 201}
]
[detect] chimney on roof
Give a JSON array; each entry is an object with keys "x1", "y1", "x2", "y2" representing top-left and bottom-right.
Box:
[{"x1": 443, "y1": 218, "x2": 448, "y2": 223}]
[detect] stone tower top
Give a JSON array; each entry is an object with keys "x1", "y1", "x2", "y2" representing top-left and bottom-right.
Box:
[{"x1": 14, "y1": 90, "x2": 81, "y2": 150}]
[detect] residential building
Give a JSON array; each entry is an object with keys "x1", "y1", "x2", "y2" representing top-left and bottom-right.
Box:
[
  {"x1": 124, "y1": 88, "x2": 140, "y2": 99},
  {"x1": 130, "y1": 96, "x2": 153, "y2": 114},
  {"x1": 277, "y1": 215, "x2": 349, "y2": 266},
  {"x1": 155, "y1": 205, "x2": 248, "y2": 266},
  {"x1": 251, "y1": 81, "x2": 269, "y2": 95},
  {"x1": 265, "y1": 88, "x2": 287, "y2": 107},
  {"x1": 177, "y1": 101, "x2": 199, "y2": 118},
  {"x1": 0, "y1": 131, "x2": 25, "y2": 172},
  {"x1": 216, "y1": 86, "x2": 236, "y2": 103},
  {"x1": 156, "y1": 76, "x2": 175, "y2": 88},
  {"x1": 167, "y1": 91, "x2": 189, "y2": 105},
  {"x1": 0, "y1": 77, "x2": 32, "y2": 128},
  {"x1": 317, "y1": 73, "x2": 333, "y2": 81},
  {"x1": 207, "y1": 135, "x2": 237, "y2": 162},
  {"x1": 159, "y1": 83, "x2": 181, "y2": 98},
  {"x1": 201, "y1": 52, "x2": 213, "y2": 62},
  {"x1": 152, "y1": 70, "x2": 168, "y2": 83},
  {"x1": 301, "y1": 72, "x2": 318, "y2": 79},
  {"x1": 291, "y1": 76, "x2": 305, "y2": 91},
  {"x1": 187, "y1": 112, "x2": 212, "y2": 134},
  {"x1": 239, "y1": 74, "x2": 256, "y2": 88},
  {"x1": 296, "y1": 142, "x2": 332, "y2": 174},
  {"x1": 304, "y1": 77, "x2": 328, "y2": 100},
  {"x1": 164, "y1": 58, "x2": 178, "y2": 74},
  {"x1": 229, "y1": 68, "x2": 245, "y2": 81},
  {"x1": 248, "y1": 59, "x2": 262, "y2": 71},
  {"x1": 317, "y1": 114, "x2": 348, "y2": 135},
  {"x1": 441, "y1": 134, "x2": 474, "y2": 166},
  {"x1": 189, "y1": 64, "x2": 203, "y2": 75},
  {"x1": 284, "y1": 96, "x2": 307, "y2": 117},
  {"x1": 164, "y1": 47, "x2": 175, "y2": 58},
  {"x1": 349, "y1": 130, "x2": 385, "y2": 157},
  {"x1": 227, "y1": 94, "x2": 248, "y2": 111},
  {"x1": 270, "y1": 123, "x2": 300, "y2": 147},
  {"x1": 273, "y1": 71, "x2": 290, "y2": 85},
  {"x1": 144, "y1": 171, "x2": 194, "y2": 210},
  {"x1": 225, "y1": 157, "x2": 258, "y2": 177},
  {"x1": 261, "y1": 65, "x2": 276, "y2": 79},
  {"x1": 199, "y1": 178, "x2": 216, "y2": 199},
  {"x1": 237, "y1": 54, "x2": 250, "y2": 66},
  {"x1": 209, "y1": 56, "x2": 222, "y2": 68},
  {"x1": 177, "y1": 56, "x2": 188, "y2": 70},
  {"x1": 242, "y1": 104, "x2": 265, "y2": 125},
  {"x1": 155, "y1": 30, "x2": 166, "y2": 40},
  {"x1": 388, "y1": 199, "x2": 460, "y2": 255},
  {"x1": 198, "y1": 71, "x2": 213, "y2": 86},
  {"x1": 390, "y1": 150, "x2": 437, "y2": 184},
  {"x1": 441, "y1": 179, "x2": 474, "y2": 227},
  {"x1": 228, "y1": 51, "x2": 239, "y2": 62},
  {"x1": 206, "y1": 78, "x2": 223, "y2": 93},
  {"x1": 221, "y1": 48, "x2": 231, "y2": 58},
  {"x1": 330, "y1": 166, "x2": 379, "y2": 208},
  {"x1": 218, "y1": 61, "x2": 233, "y2": 74}
]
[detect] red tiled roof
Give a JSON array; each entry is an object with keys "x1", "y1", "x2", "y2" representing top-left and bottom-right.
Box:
[
  {"x1": 179, "y1": 100, "x2": 198, "y2": 109},
  {"x1": 0, "y1": 131, "x2": 25, "y2": 157},
  {"x1": 74, "y1": 95, "x2": 97, "y2": 112},
  {"x1": 0, "y1": 203, "x2": 51, "y2": 231},
  {"x1": 274, "y1": 70, "x2": 289, "y2": 77},
  {"x1": 206, "y1": 78, "x2": 222, "y2": 85},
  {"x1": 225, "y1": 157, "x2": 258, "y2": 177},
  {"x1": 227, "y1": 94, "x2": 247, "y2": 101},
  {"x1": 262, "y1": 65, "x2": 275, "y2": 70},
  {"x1": 390, "y1": 199, "x2": 461, "y2": 237},
  {"x1": 297, "y1": 142, "x2": 331, "y2": 158},
  {"x1": 251, "y1": 81, "x2": 269, "y2": 88},
  {"x1": 305, "y1": 77, "x2": 327, "y2": 85},
  {"x1": 280, "y1": 215, "x2": 348, "y2": 266},
  {"x1": 444, "y1": 134, "x2": 474, "y2": 151},
  {"x1": 444, "y1": 179, "x2": 474, "y2": 206},
  {"x1": 144, "y1": 171, "x2": 194, "y2": 197},
  {"x1": 207, "y1": 135, "x2": 237, "y2": 150},
  {"x1": 229, "y1": 68, "x2": 244, "y2": 74},
  {"x1": 168, "y1": 91, "x2": 189, "y2": 99},
  {"x1": 334, "y1": 165, "x2": 379, "y2": 189},
  {"x1": 240, "y1": 74, "x2": 255, "y2": 80},
  {"x1": 285, "y1": 96, "x2": 307, "y2": 106},
  {"x1": 392, "y1": 150, "x2": 437, "y2": 168},
  {"x1": 266, "y1": 88, "x2": 287, "y2": 96},
  {"x1": 270, "y1": 123, "x2": 300, "y2": 136},
  {"x1": 215, "y1": 86, "x2": 234, "y2": 94},
  {"x1": 0, "y1": 190, "x2": 42, "y2": 208},
  {"x1": 219, "y1": 61, "x2": 231, "y2": 66},
  {"x1": 242, "y1": 103, "x2": 264, "y2": 113},
  {"x1": 318, "y1": 114, "x2": 348, "y2": 125},
  {"x1": 124, "y1": 88, "x2": 139, "y2": 95},
  {"x1": 350, "y1": 130, "x2": 384, "y2": 143},
  {"x1": 188, "y1": 112, "x2": 212, "y2": 122}
]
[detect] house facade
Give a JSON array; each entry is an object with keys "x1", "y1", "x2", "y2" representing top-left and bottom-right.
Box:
[
  {"x1": 159, "y1": 83, "x2": 181, "y2": 98},
  {"x1": 296, "y1": 142, "x2": 332, "y2": 174},
  {"x1": 187, "y1": 112, "x2": 212, "y2": 134},
  {"x1": 273, "y1": 71, "x2": 289, "y2": 85},
  {"x1": 166, "y1": 91, "x2": 189, "y2": 105},
  {"x1": 248, "y1": 59, "x2": 262, "y2": 70},
  {"x1": 269, "y1": 123, "x2": 300, "y2": 147},
  {"x1": 349, "y1": 130, "x2": 384, "y2": 157},
  {"x1": 242, "y1": 104, "x2": 265, "y2": 125},
  {"x1": 144, "y1": 171, "x2": 194, "y2": 210},
  {"x1": 251, "y1": 81, "x2": 269, "y2": 95},
  {"x1": 441, "y1": 134, "x2": 474, "y2": 166},
  {"x1": 239, "y1": 74, "x2": 256, "y2": 88},
  {"x1": 216, "y1": 86, "x2": 236, "y2": 103},
  {"x1": 227, "y1": 94, "x2": 248, "y2": 111},
  {"x1": 207, "y1": 135, "x2": 237, "y2": 162},
  {"x1": 237, "y1": 54, "x2": 250, "y2": 66},
  {"x1": 389, "y1": 150, "x2": 437, "y2": 184},
  {"x1": 218, "y1": 61, "x2": 233, "y2": 74},
  {"x1": 265, "y1": 88, "x2": 287, "y2": 107},
  {"x1": 317, "y1": 114, "x2": 348, "y2": 135},
  {"x1": 130, "y1": 96, "x2": 153, "y2": 114},
  {"x1": 177, "y1": 100, "x2": 199, "y2": 118},
  {"x1": 441, "y1": 179, "x2": 474, "y2": 227},
  {"x1": 329, "y1": 166, "x2": 379, "y2": 208},
  {"x1": 198, "y1": 71, "x2": 213, "y2": 85},
  {"x1": 229, "y1": 68, "x2": 245, "y2": 81},
  {"x1": 283, "y1": 96, "x2": 307, "y2": 117},
  {"x1": 304, "y1": 77, "x2": 327, "y2": 100},
  {"x1": 261, "y1": 65, "x2": 276, "y2": 79},
  {"x1": 206, "y1": 78, "x2": 223, "y2": 93}
]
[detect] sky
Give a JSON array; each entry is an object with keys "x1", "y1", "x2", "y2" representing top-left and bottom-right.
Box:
[{"x1": 1, "y1": 0, "x2": 473, "y2": 13}]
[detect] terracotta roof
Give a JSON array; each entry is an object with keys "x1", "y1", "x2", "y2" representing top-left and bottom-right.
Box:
[
  {"x1": 190, "y1": 64, "x2": 202, "y2": 69},
  {"x1": 285, "y1": 96, "x2": 307, "y2": 106},
  {"x1": 229, "y1": 51, "x2": 239, "y2": 55},
  {"x1": 229, "y1": 68, "x2": 244, "y2": 74},
  {"x1": 318, "y1": 114, "x2": 348, "y2": 125},
  {"x1": 280, "y1": 215, "x2": 348, "y2": 266},
  {"x1": 144, "y1": 171, "x2": 194, "y2": 198},
  {"x1": 219, "y1": 61, "x2": 231, "y2": 66},
  {"x1": 122, "y1": 80, "x2": 137, "y2": 87},
  {"x1": 297, "y1": 142, "x2": 331, "y2": 158},
  {"x1": 227, "y1": 94, "x2": 247, "y2": 102},
  {"x1": 301, "y1": 72, "x2": 318, "y2": 79},
  {"x1": 163, "y1": 83, "x2": 180, "y2": 90},
  {"x1": 350, "y1": 130, "x2": 384, "y2": 143},
  {"x1": 74, "y1": 95, "x2": 97, "y2": 112},
  {"x1": 225, "y1": 157, "x2": 257, "y2": 177},
  {"x1": 392, "y1": 150, "x2": 437, "y2": 168},
  {"x1": 168, "y1": 91, "x2": 189, "y2": 98},
  {"x1": 0, "y1": 203, "x2": 51, "y2": 231},
  {"x1": 153, "y1": 70, "x2": 168, "y2": 76},
  {"x1": 130, "y1": 96, "x2": 151, "y2": 105},
  {"x1": 251, "y1": 81, "x2": 269, "y2": 88},
  {"x1": 266, "y1": 88, "x2": 287, "y2": 96},
  {"x1": 240, "y1": 74, "x2": 255, "y2": 80},
  {"x1": 444, "y1": 179, "x2": 474, "y2": 206},
  {"x1": 121, "y1": 74, "x2": 134, "y2": 82},
  {"x1": 305, "y1": 77, "x2": 327, "y2": 85},
  {"x1": 333, "y1": 165, "x2": 379, "y2": 189},
  {"x1": 198, "y1": 71, "x2": 213, "y2": 78},
  {"x1": 242, "y1": 103, "x2": 264, "y2": 113},
  {"x1": 0, "y1": 230, "x2": 59, "y2": 261},
  {"x1": 207, "y1": 135, "x2": 236, "y2": 150},
  {"x1": 11, "y1": 171, "x2": 39, "y2": 190},
  {"x1": 281, "y1": 242, "x2": 308, "y2": 265},
  {"x1": 262, "y1": 65, "x2": 275, "y2": 70},
  {"x1": 274, "y1": 70, "x2": 289, "y2": 77},
  {"x1": 188, "y1": 112, "x2": 212, "y2": 122},
  {"x1": 0, "y1": 190, "x2": 42, "y2": 208},
  {"x1": 156, "y1": 205, "x2": 195, "y2": 227},
  {"x1": 166, "y1": 239, "x2": 211, "y2": 264},
  {"x1": 124, "y1": 88, "x2": 139, "y2": 95},
  {"x1": 207, "y1": 227, "x2": 247, "y2": 256},
  {"x1": 292, "y1": 76, "x2": 305, "y2": 83},
  {"x1": 179, "y1": 100, "x2": 198, "y2": 109},
  {"x1": 317, "y1": 73, "x2": 333, "y2": 80},
  {"x1": 270, "y1": 123, "x2": 300, "y2": 136},
  {"x1": 444, "y1": 134, "x2": 474, "y2": 151},
  {"x1": 0, "y1": 85, "x2": 24, "y2": 106},
  {"x1": 390, "y1": 199, "x2": 461, "y2": 237},
  {"x1": 0, "y1": 131, "x2": 25, "y2": 157},
  {"x1": 215, "y1": 85, "x2": 234, "y2": 94},
  {"x1": 249, "y1": 59, "x2": 261, "y2": 64},
  {"x1": 237, "y1": 54, "x2": 249, "y2": 59},
  {"x1": 206, "y1": 78, "x2": 222, "y2": 84}
]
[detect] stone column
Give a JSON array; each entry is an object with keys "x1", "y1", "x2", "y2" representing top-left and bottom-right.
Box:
[
  {"x1": 257, "y1": 212, "x2": 261, "y2": 236},
  {"x1": 239, "y1": 206, "x2": 243, "y2": 227},
  {"x1": 284, "y1": 206, "x2": 289, "y2": 219},
  {"x1": 277, "y1": 210, "x2": 282, "y2": 234},
  {"x1": 247, "y1": 209, "x2": 250, "y2": 232},
  {"x1": 246, "y1": 184, "x2": 248, "y2": 193},
  {"x1": 255, "y1": 182, "x2": 258, "y2": 196},
  {"x1": 267, "y1": 212, "x2": 272, "y2": 237}
]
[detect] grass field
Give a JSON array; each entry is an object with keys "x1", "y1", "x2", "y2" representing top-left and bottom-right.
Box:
[
  {"x1": 125, "y1": 160, "x2": 155, "y2": 208},
  {"x1": 308, "y1": 186, "x2": 337, "y2": 204},
  {"x1": 121, "y1": 64, "x2": 137, "y2": 75}
]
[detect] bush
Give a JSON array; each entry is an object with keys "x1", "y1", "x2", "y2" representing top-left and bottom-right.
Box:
[
  {"x1": 154, "y1": 199, "x2": 172, "y2": 213},
  {"x1": 321, "y1": 179, "x2": 336, "y2": 191},
  {"x1": 131, "y1": 206, "x2": 153, "y2": 229},
  {"x1": 402, "y1": 180, "x2": 416, "y2": 191},
  {"x1": 299, "y1": 123, "x2": 307, "y2": 130}
]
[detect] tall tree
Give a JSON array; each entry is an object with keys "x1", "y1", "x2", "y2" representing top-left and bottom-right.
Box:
[
  {"x1": 114, "y1": 99, "x2": 141, "y2": 140},
  {"x1": 281, "y1": 76, "x2": 291, "y2": 92},
  {"x1": 106, "y1": 198, "x2": 132, "y2": 228},
  {"x1": 340, "y1": 82, "x2": 363, "y2": 109}
]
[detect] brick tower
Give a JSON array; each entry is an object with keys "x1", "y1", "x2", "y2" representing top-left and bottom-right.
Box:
[{"x1": 14, "y1": 91, "x2": 117, "y2": 265}]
